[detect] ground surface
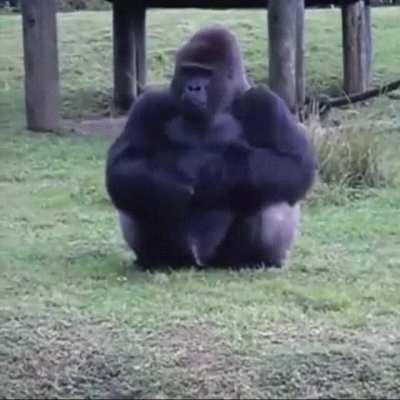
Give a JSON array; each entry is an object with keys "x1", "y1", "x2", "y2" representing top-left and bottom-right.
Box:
[{"x1": 1, "y1": 7, "x2": 400, "y2": 399}]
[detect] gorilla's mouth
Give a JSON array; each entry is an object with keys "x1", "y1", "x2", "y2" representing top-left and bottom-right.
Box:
[{"x1": 181, "y1": 94, "x2": 208, "y2": 119}]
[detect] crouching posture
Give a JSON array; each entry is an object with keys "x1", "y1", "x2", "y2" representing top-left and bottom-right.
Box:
[{"x1": 106, "y1": 26, "x2": 315, "y2": 268}]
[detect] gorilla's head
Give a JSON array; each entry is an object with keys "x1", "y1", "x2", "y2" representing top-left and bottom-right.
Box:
[{"x1": 171, "y1": 26, "x2": 249, "y2": 123}]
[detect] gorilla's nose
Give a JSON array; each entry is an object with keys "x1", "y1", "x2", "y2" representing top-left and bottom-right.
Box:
[
  {"x1": 187, "y1": 84, "x2": 202, "y2": 92},
  {"x1": 184, "y1": 85, "x2": 207, "y2": 107},
  {"x1": 186, "y1": 83, "x2": 206, "y2": 95}
]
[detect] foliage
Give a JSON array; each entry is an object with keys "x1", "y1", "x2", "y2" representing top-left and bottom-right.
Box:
[{"x1": 305, "y1": 109, "x2": 392, "y2": 189}]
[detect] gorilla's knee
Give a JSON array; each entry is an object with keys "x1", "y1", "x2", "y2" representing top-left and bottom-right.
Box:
[
  {"x1": 259, "y1": 203, "x2": 300, "y2": 266},
  {"x1": 118, "y1": 211, "x2": 140, "y2": 251}
]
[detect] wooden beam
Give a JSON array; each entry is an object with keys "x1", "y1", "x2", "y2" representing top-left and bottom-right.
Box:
[
  {"x1": 21, "y1": 0, "x2": 60, "y2": 132},
  {"x1": 342, "y1": 0, "x2": 369, "y2": 94},
  {"x1": 320, "y1": 79, "x2": 400, "y2": 114},
  {"x1": 113, "y1": 1, "x2": 136, "y2": 112},
  {"x1": 268, "y1": 0, "x2": 297, "y2": 112},
  {"x1": 107, "y1": 0, "x2": 360, "y2": 9},
  {"x1": 133, "y1": 5, "x2": 147, "y2": 95},
  {"x1": 296, "y1": 0, "x2": 306, "y2": 108}
]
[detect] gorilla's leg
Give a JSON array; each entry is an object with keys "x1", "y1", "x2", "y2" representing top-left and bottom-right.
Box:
[
  {"x1": 118, "y1": 211, "x2": 190, "y2": 267},
  {"x1": 178, "y1": 209, "x2": 234, "y2": 266},
  {"x1": 119, "y1": 209, "x2": 235, "y2": 267},
  {"x1": 212, "y1": 203, "x2": 300, "y2": 267},
  {"x1": 257, "y1": 203, "x2": 300, "y2": 267},
  {"x1": 119, "y1": 211, "x2": 140, "y2": 252}
]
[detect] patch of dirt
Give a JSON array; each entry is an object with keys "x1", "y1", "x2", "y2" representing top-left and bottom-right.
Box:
[
  {"x1": 249, "y1": 322, "x2": 400, "y2": 399},
  {"x1": 0, "y1": 313, "x2": 253, "y2": 399},
  {"x1": 0, "y1": 314, "x2": 148, "y2": 399},
  {"x1": 255, "y1": 321, "x2": 400, "y2": 350},
  {"x1": 1, "y1": 312, "x2": 400, "y2": 399},
  {"x1": 150, "y1": 325, "x2": 258, "y2": 398}
]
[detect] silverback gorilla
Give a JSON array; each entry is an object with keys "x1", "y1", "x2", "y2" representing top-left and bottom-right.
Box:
[{"x1": 106, "y1": 26, "x2": 316, "y2": 268}]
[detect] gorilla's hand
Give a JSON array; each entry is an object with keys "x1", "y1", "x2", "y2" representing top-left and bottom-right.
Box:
[
  {"x1": 223, "y1": 142, "x2": 267, "y2": 212},
  {"x1": 192, "y1": 142, "x2": 252, "y2": 208},
  {"x1": 192, "y1": 154, "x2": 228, "y2": 208},
  {"x1": 151, "y1": 172, "x2": 195, "y2": 220},
  {"x1": 195, "y1": 142, "x2": 269, "y2": 213},
  {"x1": 236, "y1": 86, "x2": 316, "y2": 205},
  {"x1": 132, "y1": 167, "x2": 194, "y2": 221}
]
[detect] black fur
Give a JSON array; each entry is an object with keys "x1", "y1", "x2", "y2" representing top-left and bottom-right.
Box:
[{"x1": 105, "y1": 26, "x2": 315, "y2": 268}]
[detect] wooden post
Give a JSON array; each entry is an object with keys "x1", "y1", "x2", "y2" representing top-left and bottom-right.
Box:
[
  {"x1": 268, "y1": 0, "x2": 297, "y2": 112},
  {"x1": 133, "y1": 5, "x2": 147, "y2": 95},
  {"x1": 342, "y1": 0, "x2": 369, "y2": 94},
  {"x1": 21, "y1": 0, "x2": 60, "y2": 132},
  {"x1": 113, "y1": 1, "x2": 136, "y2": 112},
  {"x1": 365, "y1": 0, "x2": 373, "y2": 85},
  {"x1": 296, "y1": 0, "x2": 306, "y2": 108}
]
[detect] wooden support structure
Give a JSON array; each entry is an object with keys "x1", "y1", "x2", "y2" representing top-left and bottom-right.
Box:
[
  {"x1": 342, "y1": 0, "x2": 371, "y2": 93},
  {"x1": 133, "y1": 5, "x2": 147, "y2": 94},
  {"x1": 112, "y1": 2, "x2": 137, "y2": 112},
  {"x1": 365, "y1": 0, "x2": 373, "y2": 85},
  {"x1": 20, "y1": 0, "x2": 374, "y2": 130},
  {"x1": 21, "y1": 0, "x2": 60, "y2": 132},
  {"x1": 112, "y1": 2, "x2": 147, "y2": 111},
  {"x1": 268, "y1": 0, "x2": 298, "y2": 112},
  {"x1": 296, "y1": 0, "x2": 306, "y2": 107},
  {"x1": 119, "y1": 0, "x2": 362, "y2": 8}
]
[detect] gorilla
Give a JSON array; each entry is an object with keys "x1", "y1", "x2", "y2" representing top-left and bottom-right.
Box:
[{"x1": 105, "y1": 26, "x2": 315, "y2": 268}]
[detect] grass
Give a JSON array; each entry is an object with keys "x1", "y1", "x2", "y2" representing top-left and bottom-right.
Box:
[
  {"x1": 306, "y1": 111, "x2": 392, "y2": 189},
  {"x1": 1, "y1": 7, "x2": 400, "y2": 399}
]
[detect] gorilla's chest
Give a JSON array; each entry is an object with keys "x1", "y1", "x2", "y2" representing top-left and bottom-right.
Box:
[
  {"x1": 161, "y1": 114, "x2": 243, "y2": 178},
  {"x1": 165, "y1": 114, "x2": 243, "y2": 147}
]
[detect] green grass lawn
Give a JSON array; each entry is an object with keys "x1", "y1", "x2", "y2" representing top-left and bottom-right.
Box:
[{"x1": 1, "y1": 7, "x2": 400, "y2": 399}]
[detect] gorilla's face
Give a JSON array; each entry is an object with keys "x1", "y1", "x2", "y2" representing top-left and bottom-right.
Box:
[
  {"x1": 171, "y1": 26, "x2": 250, "y2": 125},
  {"x1": 175, "y1": 62, "x2": 233, "y2": 122},
  {"x1": 179, "y1": 64, "x2": 213, "y2": 120}
]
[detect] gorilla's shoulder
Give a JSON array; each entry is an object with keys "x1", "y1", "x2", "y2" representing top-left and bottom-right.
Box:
[
  {"x1": 243, "y1": 84, "x2": 285, "y2": 107},
  {"x1": 137, "y1": 87, "x2": 173, "y2": 103},
  {"x1": 129, "y1": 88, "x2": 179, "y2": 119},
  {"x1": 234, "y1": 84, "x2": 286, "y2": 120}
]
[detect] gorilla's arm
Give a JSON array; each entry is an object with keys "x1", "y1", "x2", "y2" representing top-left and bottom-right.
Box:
[
  {"x1": 231, "y1": 85, "x2": 316, "y2": 206},
  {"x1": 193, "y1": 86, "x2": 315, "y2": 209},
  {"x1": 106, "y1": 90, "x2": 194, "y2": 220}
]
